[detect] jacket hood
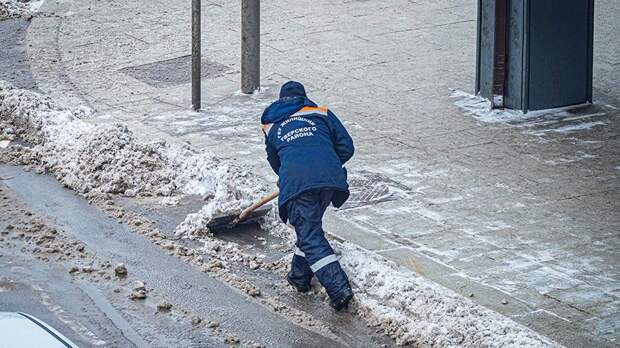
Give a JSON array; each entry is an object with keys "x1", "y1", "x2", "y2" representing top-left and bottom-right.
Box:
[
  {"x1": 279, "y1": 81, "x2": 307, "y2": 99},
  {"x1": 261, "y1": 81, "x2": 317, "y2": 124}
]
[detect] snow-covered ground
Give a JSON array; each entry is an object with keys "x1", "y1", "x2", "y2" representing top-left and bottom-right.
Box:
[
  {"x1": 450, "y1": 89, "x2": 612, "y2": 137},
  {"x1": 1, "y1": 81, "x2": 560, "y2": 346},
  {"x1": 0, "y1": 0, "x2": 43, "y2": 20}
]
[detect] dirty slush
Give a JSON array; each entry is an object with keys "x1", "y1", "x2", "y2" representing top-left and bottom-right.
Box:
[{"x1": 0, "y1": 82, "x2": 558, "y2": 346}]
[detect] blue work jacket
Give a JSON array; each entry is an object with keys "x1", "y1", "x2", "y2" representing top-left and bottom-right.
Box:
[{"x1": 261, "y1": 81, "x2": 354, "y2": 222}]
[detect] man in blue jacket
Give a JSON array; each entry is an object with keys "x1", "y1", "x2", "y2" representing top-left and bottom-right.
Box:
[{"x1": 261, "y1": 81, "x2": 355, "y2": 311}]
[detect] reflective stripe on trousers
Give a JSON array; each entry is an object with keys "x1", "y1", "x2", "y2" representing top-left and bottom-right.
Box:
[{"x1": 294, "y1": 246, "x2": 339, "y2": 273}]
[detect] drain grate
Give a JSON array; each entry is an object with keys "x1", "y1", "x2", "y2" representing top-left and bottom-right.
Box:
[
  {"x1": 340, "y1": 171, "x2": 411, "y2": 209},
  {"x1": 120, "y1": 55, "x2": 229, "y2": 87}
]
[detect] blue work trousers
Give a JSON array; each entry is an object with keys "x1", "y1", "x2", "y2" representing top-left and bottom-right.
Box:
[{"x1": 287, "y1": 189, "x2": 351, "y2": 300}]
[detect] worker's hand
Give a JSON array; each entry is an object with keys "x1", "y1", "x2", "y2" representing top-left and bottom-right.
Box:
[{"x1": 261, "y1": 124, "x2": 270, "y2": 136}]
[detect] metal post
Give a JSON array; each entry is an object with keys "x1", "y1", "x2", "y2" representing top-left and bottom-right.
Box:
[
  {"x1": 241, "y1": 0, "x2": 260, "y2": 94},
  {"x1": 475, "y1": 0, "x2": 482, "y2": 95},
  {"x1": 191, "y1": 0, "x2": 201, "y2": 111}
]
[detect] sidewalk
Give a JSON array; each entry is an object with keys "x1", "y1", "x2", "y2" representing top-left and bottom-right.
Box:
[{"x1": 23, "y1": 0, "x2": 619, "y2": 346}]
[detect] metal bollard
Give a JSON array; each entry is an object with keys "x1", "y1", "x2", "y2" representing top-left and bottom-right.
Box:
[
  {"x1": 241, "y1": 0, "x2": 260, "y2": 94},
  {"x1": 191, "y1": 0, "x2": 201, "y2": 111}
]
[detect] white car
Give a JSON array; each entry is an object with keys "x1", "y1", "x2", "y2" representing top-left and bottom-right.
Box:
[{"x1": 0, "y1": 312, "x2": 79, "y2": 348}]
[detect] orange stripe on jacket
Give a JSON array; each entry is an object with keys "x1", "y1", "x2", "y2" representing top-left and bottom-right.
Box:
[
  {"x1": 262, "y1": 106, "x2": 327, "y2": 134},
  {"x1": 299, "y1": 106, "x2": 328, "y2": 113}
]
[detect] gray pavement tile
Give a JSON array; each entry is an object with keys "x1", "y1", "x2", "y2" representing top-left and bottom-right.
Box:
[
  {"x1": 339, "y1": 200, "x2": 446, "y2": 238},
  {"x1": 583, "y1": 300, "x2": 620, "y2": 345},
  {"x1": 575, "y1": 274, "x2": 620, "y2": 296},
  {"x1": 436, "y1": 273, "x2": 532, "y2": 317},
  {"x1": 522, "y1": 267, "x2": 585, "y2": 295},
  {"x1": 545, "y1": 285, "x2": 617, "y2": 313},
  {"x1": 513, "y1": 310, "x2": 616, "y2": 348},
  {"x1": 537, "y1": 296, "x2": 595, "y2": 324},
  {"x1": 377, "y1": 246, "x2": 455, "y2": 278},
  {"x1": 446, "y1": 249, "x2": 541, "y2": 276},
  {"x1": 475, "y1": 228, "x2": 540, "y2": 251},
  {"x1": 324, "y1": 213, "x2": 400, "y2": 251},
  {"x1": 409, "y1": 229, "x2": 500, "y2": 263}
]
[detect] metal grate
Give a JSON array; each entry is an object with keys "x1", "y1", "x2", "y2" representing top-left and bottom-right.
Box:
[
  {"x1": 340, "y1": 171, "x2": 411, "y2": 209},
  {"x1": 120, "y1": 55, "x2": 229, "y2": 88}
]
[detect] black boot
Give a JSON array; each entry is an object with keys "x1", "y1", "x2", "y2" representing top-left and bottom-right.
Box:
[
  {"x1": 314, "y1": 260, "x2": 354, "y2": 310},
  {"x1": 287, "y1": 254, "x2": 313, "y2": 293},
  {"x1": 287, "y1": 271, "x2": 311, "y2": 293},
  {"x1": 330, "y1": 287, "x2": 354, "y2": 311}
]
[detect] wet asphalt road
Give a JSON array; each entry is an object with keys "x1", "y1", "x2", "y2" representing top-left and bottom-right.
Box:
[
  {"x1": 0, "y1": 18, "x2": 39, "y2": 91},
  {"x1": 0, "y1": 165, "x2": 341, "y2": 347},
  {"x1": 0, "y1": 165, "x2": 393, "y2": 347},
  {"x1": 0, "y1": 171, "x2": 228, "y2": 347},
  {"x1": 1, "y1": 253, "x2": 144, "y2": 348}
]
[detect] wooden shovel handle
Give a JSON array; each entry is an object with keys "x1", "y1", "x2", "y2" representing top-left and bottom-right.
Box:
[{"x1": 237, "y1": 190, "x2": 279, "y2": 221}]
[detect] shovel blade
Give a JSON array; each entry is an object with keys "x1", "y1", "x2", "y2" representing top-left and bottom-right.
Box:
[{"x1": 207, "y1": 205, "x2": 272, "y2": 231}]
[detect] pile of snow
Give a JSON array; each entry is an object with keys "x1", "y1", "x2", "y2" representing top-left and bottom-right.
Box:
[
  {"x1": 173, "y1": 161, "x2": 266, "y2": 236},
  {"x1": 0, "y1": 0, "x2": 41, "y2": 20},
  {"x1": 451, "y1": 90, "x2": 610, "y2": 139},
  {"x1": 450, "y1": 90, "x2": 530, "y2": 123},
  {"x1": 450, "y1": 89, "x2": 577, "y2": 125},
  {"x1": 338, "y1": 242, "x2": 558, "y2": 346},
  {"x1": 0, "y1": 82, "x2": 268, "y2": 233}
]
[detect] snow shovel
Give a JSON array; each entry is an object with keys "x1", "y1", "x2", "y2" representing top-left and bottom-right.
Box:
[{"x1": 207, "y1": 191, "x2": 278, "y2": 231}]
